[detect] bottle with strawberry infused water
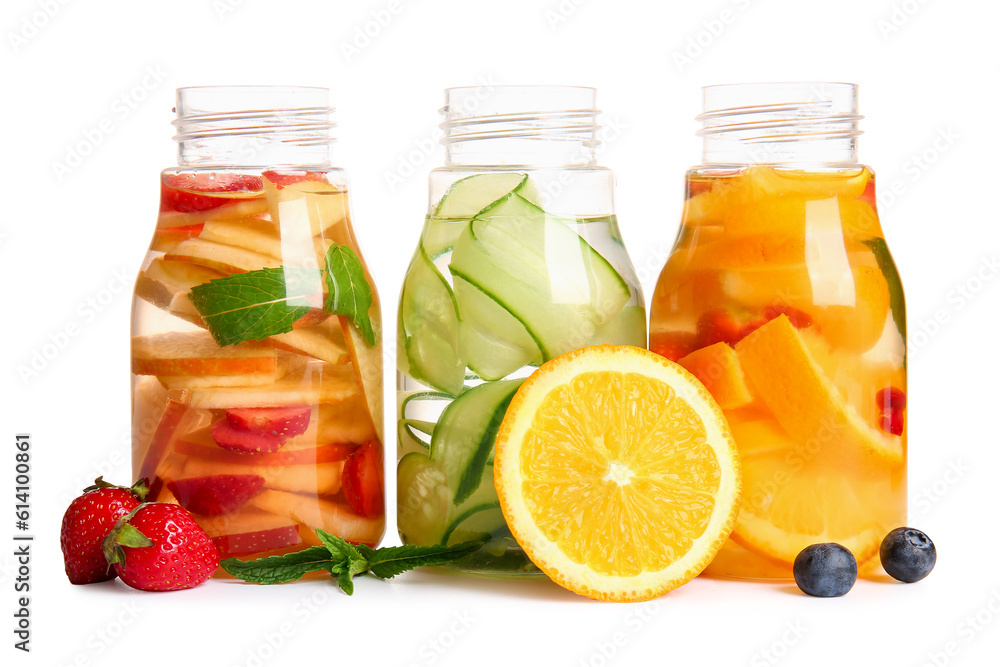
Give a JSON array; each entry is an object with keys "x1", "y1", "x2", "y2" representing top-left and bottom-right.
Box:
[
  {"x1": 650, "y1": 83, "x2": 906, "y2": 579},
  {"x1": 130, "y1": 86, "x2": 385, "y2": 562}
]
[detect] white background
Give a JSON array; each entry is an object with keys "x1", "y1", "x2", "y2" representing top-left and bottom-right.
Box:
[{"x1": 3, "y1": 0, "x2": 999, "y2": 665}]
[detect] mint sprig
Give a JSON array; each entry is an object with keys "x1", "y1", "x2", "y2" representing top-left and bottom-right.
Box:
[
  {"x1": 188, "y1": 267, "x2": 319, "y2": 346},
  {"x1": 220, "y1": 531, "x2": 483, "y2": 595},
  {"x1": 324, "y1": 244, "x2": 376, "y2": 346},
  {"x1": 187, "y1": 243, "x2": 377, "y2": 348}
]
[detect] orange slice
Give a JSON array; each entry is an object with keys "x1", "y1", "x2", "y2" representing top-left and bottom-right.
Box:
[
  {"x1": 735, "y1": 315, "x2": 903, "y2": 468},
  {"x1": 731, "y1": 439, "x2": 887, "y2": 567},
  {"x1": 494, "y1": 345, "x2": 742, "y2": 602},
  {"x1": 677, "y1": 342, "x2": 754, "y2": 410}
]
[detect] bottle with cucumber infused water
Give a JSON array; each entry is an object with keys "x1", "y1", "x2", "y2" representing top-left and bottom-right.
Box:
[{"x1": 397, "y1": 86, "x2": 646, "y2": 574}]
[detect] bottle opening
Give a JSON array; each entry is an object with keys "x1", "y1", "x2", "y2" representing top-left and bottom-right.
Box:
[
  {"x1": 173, "y1": 86, "x2": 335, "y2": 168},
  {"x1": 440, "y1": 85, "x2": 601, "y2": 167},
  {"x1": 697, "y1": 82, "x2": 862, "y2": 166}
]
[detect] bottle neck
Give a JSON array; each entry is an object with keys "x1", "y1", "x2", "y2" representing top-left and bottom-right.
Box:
[
  {"x1": 697, "y1": 82, "x2": 862, "y2": 167},
  {"x1": 440, "y1": 85, "x2": 601, "y2": 168},
  {"x1": 172, "y1": 86, "x2": 335, "y2": 169}
]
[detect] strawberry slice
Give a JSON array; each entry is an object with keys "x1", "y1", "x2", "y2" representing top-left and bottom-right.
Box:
[
  {"x1": 212, "y1": 525, "x2": 302, "y2": 558},
  {"x1": 262, "y1": 170, "x2": 329, "y2": 189},
  {"x1": 210, "y1": 420, "x2": 285, "y2": 453},
  {"x1": 167, "y1": 474, "x2": 265, "y2": 516},
  {"x1": 224, "y1": 406, "x2": 312, "y2": 440},
  {"x1": 740, "y1": 304, "x2": 813, "y2": 340},
  {"x1": 649, "y1": 331, "x2": 697, "y2": 362},
  {"x1": 160, "y1": 173, "x2": 264, "y2": 213},
  {"x1": 341, "y1": 440, "x2": 384, "y2": 518},
  {"x1": 174, "y1": 438, "x2": 355, "y2": 466},
  {"x1": 696, "y1": 310, "x2": 745, "y2": 348}
]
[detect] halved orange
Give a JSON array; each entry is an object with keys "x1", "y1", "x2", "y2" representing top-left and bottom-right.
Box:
[{"x1": 493, "y1": 345, "x2": 742, "y2": 601}]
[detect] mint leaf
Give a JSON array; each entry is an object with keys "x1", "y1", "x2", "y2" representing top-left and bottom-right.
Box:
[
  {"x1": 219, "y1": 536, "x2": 486, "y2": 592},
  {"x1": 324, "y1": 244, "x2": 376, "y2": 346},
  {"x1": 189, "y1": 267, "x2": 322, "y2": 347},
  {"x1": 337, "y1": 570, "x2": 355, "y2": 596},
  {"x1": 220, "y1": 546, "x2": 335, "y2": 584},
  {"x1": 366, "y1": 541, "x2": 483, "y2": 579},
  {"x1": 318, "y1": 530, "x2": 372, "y2": 595}
]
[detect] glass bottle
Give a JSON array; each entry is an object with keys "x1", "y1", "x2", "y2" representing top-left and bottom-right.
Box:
[
  {"x1": 131, "y1": 86, "x2": 385, "y2": 562},
  {"x1": 650, "y1": 82, "x2": 906, "y2": 579},
  {"x1": 396, "y1": 85, "x2": 646, "y2": 574}
]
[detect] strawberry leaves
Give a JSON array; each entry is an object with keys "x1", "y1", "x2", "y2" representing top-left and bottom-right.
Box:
[{"x1": 220, "y1": 530, "x2": 484, "y2": 595}]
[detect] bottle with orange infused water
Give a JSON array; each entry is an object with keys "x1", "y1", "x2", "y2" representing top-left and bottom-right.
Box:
[
  {"x1": 651, "y1": 83, "x2": 906, "y2": 579},
  {"x1": 130, "y1": 87, "x2": 385, "y2": 563}
]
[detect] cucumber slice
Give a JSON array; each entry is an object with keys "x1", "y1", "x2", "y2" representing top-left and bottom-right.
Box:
[
  {"x1": 449, "y1": 193, "x2": 631, "y2": 360},
  {"x1": 430, "y1": 378, "x2": 523, "y2": 505},
  {"x1": 399, "y1": 247, "x2": 464, "y2": 395},
  {"x1": 433, "y1": 173, "x2": 541, "y2": 219},
  {"x1": 422, "y1": 217, "x2": 469, "y2": 260},
  {"x1": 397, "y1": 418, "x2": 434, "y2": 453},
  {"x1": 441, "y1": 501, "x2": 503, "y2": 546},
  {"x1": 586, "y1": 305, "x2": 647, "y2": 347},
  {"x1": 454, "y1": 275, "x2": 541, "y2": 381},
  {"x1": 396, "y1": 452, "x2": 450, "y2": 546}
]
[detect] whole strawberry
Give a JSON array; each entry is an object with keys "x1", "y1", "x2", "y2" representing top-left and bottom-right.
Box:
[
  {"x1": 103, "y1": 503, "x2": 219, "y2": 591},
  {"x1": 60, "y1": 478, "x2": 147, "y2": 585}
]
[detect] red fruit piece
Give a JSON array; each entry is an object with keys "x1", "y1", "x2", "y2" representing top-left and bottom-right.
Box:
[
  {"x1": 104, "y1": 503, "x2": 219, "y2": 591},
  {"x1": 877, "y1": 386, "x2": 907, "y2": 411},
  {"x1": 210, "y1": 419, "x2": 284, "y2": 453},
  {"x1": 262, "y1": 170, "x2": 329, "y2": 189},
  {"x1": 225, "y1": 406, "x2": 312, "y2": 440},
  {"x1": 60, "y1": 478, "x2": 146, "y2": 585},
  {"x1": 739, "y1": 305, "x2": 813, "y2": 341},
  {"x1": 212, "y1": 525, "x2": 301, "y2": 558},
  {"x1": 342, "y1": 440, "x2": 384, "y2": 518},
  {"x1": 762, "y1": 304, "x2": 813, "y2": 328},
  {"x1": 696, "y1": 310, "x2": 744, "y2": 348},
  {"x1": 880, "y1": 409, "x2": 904, "y2": 436},
  {"x1": 166, "y1": 474, "x2": 265, "y2": 516},
  {"x1": 160, "y1": 173, "x2": 263, "y2": 213},
  {"x1": 649, "y1": 331, "x2": 697, "y2": 362}
]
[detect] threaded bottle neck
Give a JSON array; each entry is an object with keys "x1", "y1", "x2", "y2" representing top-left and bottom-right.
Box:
[
  {"x1": 697, "y1": 82, "x2": 862, "y2": 166},
  {"x1": 172, "y1": 86, "x2": 335, "y2": 168},
  {"x1": 440, "y1": 85, "x2": 601, "y2": 168}
]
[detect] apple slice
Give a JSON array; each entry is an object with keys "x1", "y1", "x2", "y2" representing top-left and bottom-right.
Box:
[
  {"x1": 199, "y1": 216, "x2": 333, "y2": 264},
  {"x1": 132, "y1": 331, "x2": 277, "y2": 390},
  {"x1": 249, "y1": 489, "x2": 384, "y2": 546},
  {"x1": 182, "y1": 457, "x2": 344, "y2": 495},
  {"x1": 339, "y1": 316, "x2": 383, "y2": 443},
  {"x1": 197, "y1": 510, "x2": 296, "y2": 537},
  {"x1": 198, "y1": 218, "x2": 282, "y2": 258},
  {"x1": 157, "y1": 197, "x2": 270, "y2": 228},
  {"x1": 187, "y1": 364, "x2": 357, "y2": 409},
  {"x1": 270, "y1": 315, "x2": 350, "y2": 366},
  {"x1": 265, "y1": 179, "x2": 349, "y2": 239},
  {"x1": 316, "y1": 400, "x2": 378, "y2": 444},
  {"x1": 165, "y1": 238, "x2": 280, "y2": 274},
  {"x1": 175, "y1": 436, "x2": 355, "y2": 466},
  {"x1": 135, "y1": 257, "x2": 224, "y2": 325},
  {"x1": 137, "y1": 399, "x2": 188, "y2": 500}
]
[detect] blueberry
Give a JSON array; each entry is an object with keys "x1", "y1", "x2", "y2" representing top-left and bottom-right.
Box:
[
  {"x1": 793, "y1": 543, "x2": 857, "y2": 597},
  {"x1": 880, "y1": 527, "x2": 936, "y2": 583}
]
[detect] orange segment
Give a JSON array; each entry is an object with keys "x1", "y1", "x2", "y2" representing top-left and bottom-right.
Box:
[
  {"x1": 494, "y1": 345, "x2": 742, "y2": 602},
  {"x1": 677, "y1": 342, "x2": 754, "y2": 410},
  {"x1": 735, "y1": 316, "x2": 903, "y2": 468}
]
